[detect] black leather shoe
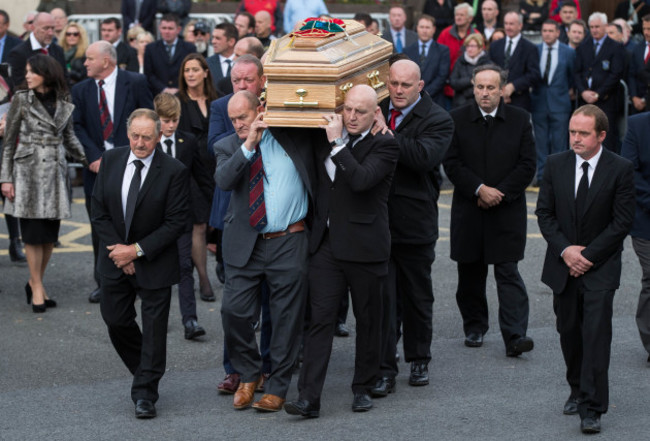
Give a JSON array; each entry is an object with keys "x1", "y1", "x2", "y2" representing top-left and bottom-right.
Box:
[
  {"x1": 580, "y1": 416, "x2": 601, "y2": 434},
  {"x1": 9, "y1": 238, "x2": 26, "y2": 262},
  {"x1": 371, "y1": 376, "x2": 396, "y2": 397},
  {"x1": 88, "y1": 288, "x2": 101, "y2": 303},
  {"x1": 215, "y1": 262, "x2": 226, "y2": 284},
  {"x1": 335, "y1": 322, "x2": 349, "y2": 337},
  {"x1": 464, "y1": 332, "x2": 483, "y2": 348},
  {"x1": 284, "y1": 399, "x2": 320, "y2": 418},
  {"x1": 200, "y1": 291, "x2": 216, "y2": 302},
  {"x1": 563, "y1": 397, "x2": 581, "y2": 415},
  {"x1": 135, "y1": 399, "x2": 156, "y2": 419},
  {"x1": 351, "y1": 393, "x2": 373, "y2": 412},
  {"x1": 409, "y1": 361, "x2": 429, "y2": 386},
  {"x1": 506, "y1": 336, "x2": 534, "y2": 357},
  {"x1": 184, "y1": 319, "x2": 206, "y2": 340}
]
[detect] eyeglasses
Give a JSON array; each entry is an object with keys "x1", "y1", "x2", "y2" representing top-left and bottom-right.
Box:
[
  {"x1": 66, "y1": 32, "x2": 80, "y2": 37},
  {"x1": 129, "y1": 37, "x2": 136, "y2": 42}
]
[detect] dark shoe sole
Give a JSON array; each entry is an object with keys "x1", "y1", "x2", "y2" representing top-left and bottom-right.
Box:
[
  {"x1": 217, "y1": 387, "x2": 237, "y2": 394},
  {"x1": 581, "y1": 425, "x2": 601, "y2": 434},
  {"x1": 408, "y1": 378, "x2": 429, "y2": 386},
  {"x1": 370, "y1": 385, "x2": 395, "y2": 398},
  {"x1": 200, "y1": 295, "x2": 216, "y2": 302},
  {"x1": 352, "y1": 405, "x2": 373, "y2": 412},
  {"x1": 135, "y1": 412, "x2": 156, "y2": 419},
  {"x1": 184, "y1": 329, "x2": 206, "y2": 340},
  {"x1": 464, "y1": 339, "x2": 483, "y2": 348},
  {"x1": 506, "y1": 339, "x2": 534, "y2": 357},
  {"x1": 284, "y1": 403, "x2": 319, "y2": 418}
]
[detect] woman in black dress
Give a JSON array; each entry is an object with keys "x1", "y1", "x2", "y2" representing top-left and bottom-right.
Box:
[
  {"x1": 176, "y1": 53, "x2": 218, "y2": 300},
  {"x1": 0, "y1": 55, "x2": 87, "y2": 312}
]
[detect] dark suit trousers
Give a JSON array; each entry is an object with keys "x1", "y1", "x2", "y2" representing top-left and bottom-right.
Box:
[
  {"x1": 553, "y1": 276, "x2": 615, "y2": 417},
  {"x1": 85, "y1": 195, "x2": 100, "y2": 286},
  {"x1": 456, "y1": 261, "x2": 529, "y2": 345},
  {"x1": 221, "y1": 232, "x2": 307, "y2": 398},
  {"x1": 99, "y1": 275, "x2": 172, "y2": 403},
  {"x1": 632, "y1": 237, "x2": 650, "y2": 354},
  {"x1": 298, "y1": 234, "x2": 387, "y2": 404},
  {"x1": 379, "y1": 242, "x2": 435, "y2": 377},
  {"x1": 176, "y1": 231, "x2": 196, "y2": 323}
]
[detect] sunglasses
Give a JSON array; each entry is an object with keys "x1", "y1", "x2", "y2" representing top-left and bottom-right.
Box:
[{"x1": 66, "y1": 32, "x2": 80, "y2": 37}]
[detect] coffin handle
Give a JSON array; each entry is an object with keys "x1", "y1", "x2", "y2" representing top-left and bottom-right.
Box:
[
  {"x1": 367, "y1": 70, "x2": 385, "y2": 90},
  {"x1": 283, "y1": 88, "x2": 319, "y2": 107}
]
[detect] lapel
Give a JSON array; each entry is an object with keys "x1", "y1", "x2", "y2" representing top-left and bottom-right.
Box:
[
  {"x1": 26, "y1": 90, "x2": 57, "y2": 131},
  {"x1": 113, "y1": 70, "x2": 127, "y2": 131},
  {"x1": 583, "y1": 148, "x2": 611, "y2": 214},
  {"x1": 110, "y1": 148, "x2": 131, "y2": 234},
  {"x1": 560, "y1": 152, "x2": 578, "y2": 223},
  {"x1": 170, "y1": 41, "x2": 184, "y2": 64},
  {"x1": 135, "y1": 149, "x2": 162, "y2": 210}
]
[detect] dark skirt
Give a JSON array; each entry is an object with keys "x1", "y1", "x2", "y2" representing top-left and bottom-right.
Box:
[{"x1": 19, "y1": 218, "x2": 61, "y2": 245}]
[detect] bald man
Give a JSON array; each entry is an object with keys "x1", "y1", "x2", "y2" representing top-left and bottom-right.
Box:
[
  {"x1": 371, "y1": 60, "x2": 454, "y2": 394},
  {"x1": 285, "y1": 85, "x2": 399, "y2": 417},
  {"x1": 7, "y1": 12, "x2": 66, "y2": 88},
  {"x1": 234, "y1": 36, "x2": 264, "y2": 59},
  {"x1": 254, "y1": 11, "x2": 276, "y2": 50}
]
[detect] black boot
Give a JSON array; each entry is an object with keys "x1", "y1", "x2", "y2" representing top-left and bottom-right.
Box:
[{"x1": 9, "y1": 238, "x2": 26, "y2": 262}]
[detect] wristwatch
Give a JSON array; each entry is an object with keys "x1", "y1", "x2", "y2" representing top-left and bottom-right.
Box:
[
  {"x1": 134, "y1": 242, "x2": 144, "y2": 258},
  {"x1": 329, "y1": 138, "x2": 344, "y2": 147}
]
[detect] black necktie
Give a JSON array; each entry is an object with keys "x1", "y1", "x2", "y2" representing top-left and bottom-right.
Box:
[
  {"x1": 543, "y1": 45, "x2": 552, "y2": 84},
  {"x1": 124, "y1": 160, "x2": 144, "y2": 241},
  {"x1": 575, "y1": 161, "x2": 590, "y2": 237},
  {"x1": 346, "y1": 134, "x2": 361, "y2": 149},
  {"x1": 164, "y1": 139, "x2": 173, "y2": 156},
  {"x1": 505, "y1": 39, "x2": 513, "y2": 65},
  {"x1": 420, "y1": 43, "x2": 426, "y2": 64},
  {"x1": 484, "y1": 115, "x2": 494, "y2": 127},
  {"x1": 593, "y1": 40, "x2": 599, "y2": 57},
  {"x1": 166, "y1": 43, "x2": 173, "y2": 60}
]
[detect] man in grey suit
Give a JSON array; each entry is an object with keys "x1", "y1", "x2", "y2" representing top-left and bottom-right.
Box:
[
  {"x1": 214, "y1": 91, "x2": 315, "y2": 413},
  {"x1": 383, "y1": 5, "x2": 417, "y2": 53}
]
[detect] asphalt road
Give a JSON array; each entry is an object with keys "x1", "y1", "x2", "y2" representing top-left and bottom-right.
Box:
[{"x1": 0, "y1": 185, "x2": 648, "y2": 441}]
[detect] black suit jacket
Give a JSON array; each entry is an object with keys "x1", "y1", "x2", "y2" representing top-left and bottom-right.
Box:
[
  {"x1": 443, "y1": 101, "x2": 536, "y2": 263},
  {"x1": 72, "y1": 69, "x2": 154, "y2": 196},
  {"x1": 574, "y1": 36, "x2": 626, "y2": 109},
  {"x1": 310, "y1": 131, "x2": 399, "y2": 262},
  {"x1": 90, "y1": 147, "x2": 190, "y2": 289},
  {"x1": 7, "y1": 38, "x2": 66, "y2": 88},
  {"x1": 489, "y1": 36, "x2": 541, "y2": 111},
  {"x1": 1, "y1": 35, "x2": 21, "y2": 64},
  {"x1": 380, "y1": 93, "x2": 454, "y2": 244},
  {"x1": 115, "y1": 41, "x2": 139, "y2": 72},
  {"x1": 144, "y1": 39, "x2": 196, "y2": 95},
  {"x1": 159, "y1": 130, "x2": 214, "y2": 227},
  {"x1": 536, "y1": 148, "x2": 635, "y2": 293}
]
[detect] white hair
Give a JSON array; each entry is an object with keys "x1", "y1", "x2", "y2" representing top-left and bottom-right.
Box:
[
  {"x1": 455, "y1": 2, "x2": 475, "y2": 18},
  {"x1": 588, "y1": 12, "x2": 608, "y2": 26}
]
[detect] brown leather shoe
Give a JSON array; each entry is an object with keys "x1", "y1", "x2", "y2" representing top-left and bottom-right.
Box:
[
  {"x1": 233, "y1": 382, "x2": 257, "y2": 409},
  {"x1": 217, "y1": 373, "x2": 240, "y2": 394},
  {"x1": 255, "y1": 372, "x2": 271, "y2": 392},
  {"x1": 252, "y1": 394, "x2": 285, "y2": 412}
]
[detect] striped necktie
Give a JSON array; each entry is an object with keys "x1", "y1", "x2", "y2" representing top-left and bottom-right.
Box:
[
  {"x1": 98, "y1": 79, "x2": 113, "y2": 142},
  {"x1": 249, "y1": 144, "x2": 267, "y2": 231}
]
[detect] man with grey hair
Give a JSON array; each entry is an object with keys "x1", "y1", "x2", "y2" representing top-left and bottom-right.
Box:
[
  {"x1": 438, "y1": 2, "x2": 481, "y2": 105},
  {"x1": 443, "y1": 64, "x2": 536, "y2": 358},
  {"x1": 574, "y1": 12, "x2": 625, "y2": 152},
  {"x1": 50, "y1": 7, "x2": 67, "y2": 41},
  {"x1": 20, "y1": 11, "x2": 37, "y2": 40},
  {"x1": 91, "y1": 108, "x2": 190, "y2": 419},
  {"x1": 489, "y1": 10, "x2": 541, "y2": 111},
  {"x1": 7, "y1": 11, "x2": 66, "y2": 88},
  {"x1": 73, "y1": 40, "x2": 153, "y2": 303}
]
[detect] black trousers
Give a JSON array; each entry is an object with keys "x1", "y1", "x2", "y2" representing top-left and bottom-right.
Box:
[
  {"x1": 99, "y1": 275, "x2": 172, "y2": 403},
  {"x1": 456, "y1": 261, "x2": 529, "y2": 345},
  {"x1": 221, "y1": 231, "x2": 308, "y2": 399},
  {"x1": 298, "y1": 234, "x2": 387, "y2": 404},
  {"x1": 176, "y1": 230, "x2": 197, "y2": 323},
  {"x1": 553, "y1": 276, "x2": 615, "y2": 417},
  {"x1": 379, "y1": 242, "x2": 435, "y2": 378}
]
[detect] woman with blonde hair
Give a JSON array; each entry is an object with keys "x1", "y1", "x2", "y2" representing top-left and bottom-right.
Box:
[
  {"x1": 135, "y1": 31, "x2": 155, "y2": 74},
  {"x1": 59, "y1": 22, "x2": 89, "y2": 84},
  {"x1": 126, "y1": 25, "x2": 145, "y2": 49}
]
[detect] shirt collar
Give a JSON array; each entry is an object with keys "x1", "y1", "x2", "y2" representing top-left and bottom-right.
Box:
[
  {"x1": 29, "y1": 32, "x2": 46, "y2": 50},
  {"x1": 97, "y1": 67, "x2": 118, "y2": 87},
  {"x1": 508, "y1": 33, "x2": 522, "y2": 46},
  {"x1": 161, "y1": 133, "x2": 175, "y2": 144},
  {"x1": 342, "y1": 127, "x2": 371, "y2": 145},
  {"x1": 128, "y1": 149, "x2": 156, "y2": 167},
  {"x1": 576, "y1": 145, "x2": 603, "y2": 170},
  {"x1": 594, "y1": 35, "x2": 607, "y2": 46},
  {"x1": 479, "y1": 106, "x2": 498, "y2": 118}
]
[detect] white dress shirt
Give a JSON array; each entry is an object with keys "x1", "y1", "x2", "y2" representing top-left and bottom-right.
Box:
[
  {"x1": 574, "y1": 146, "x2": 603, "y2": 197},
  {"x1": 505, "y1": 33, "x2": 522, "y2": 56},
  {"x1": 121, "y1": 150, "x2": 155, "y2": 217},
  {"x1": 219, "y1": 54, "x2": 235, "y2": 77}
]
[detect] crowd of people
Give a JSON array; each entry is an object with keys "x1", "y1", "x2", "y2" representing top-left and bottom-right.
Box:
[{"x1": 1, "y1": 0, "x2": 650, "y2": 436}]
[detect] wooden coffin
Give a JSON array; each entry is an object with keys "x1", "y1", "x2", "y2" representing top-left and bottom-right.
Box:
[{"x1": 262, "y1": 20, "x2": 392, "y2": 128}]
